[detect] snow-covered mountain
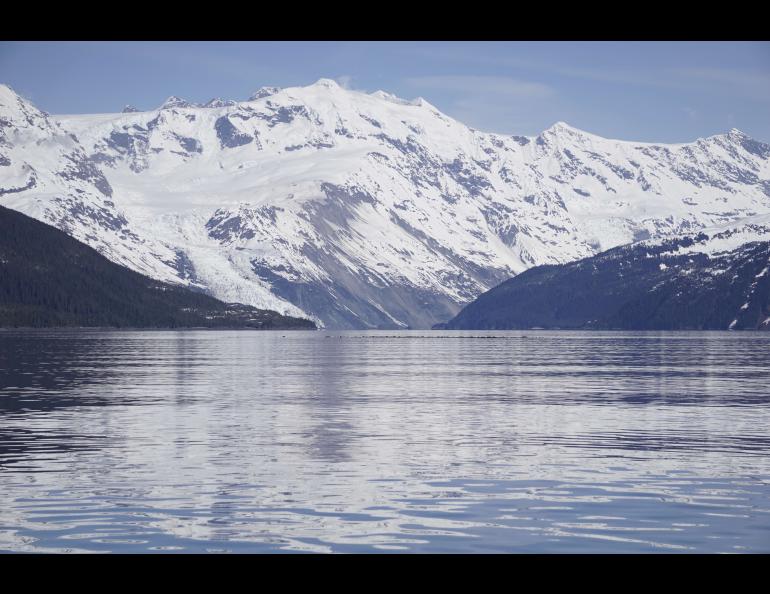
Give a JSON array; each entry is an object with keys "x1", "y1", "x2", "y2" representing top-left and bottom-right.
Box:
[{"x1": 2, "y1": 79, "x2": 770, "y2": 328}]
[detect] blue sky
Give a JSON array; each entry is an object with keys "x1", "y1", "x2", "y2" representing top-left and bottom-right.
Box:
[{"x1": 1, "y1": 41, "x2": 769, "y2": 143}]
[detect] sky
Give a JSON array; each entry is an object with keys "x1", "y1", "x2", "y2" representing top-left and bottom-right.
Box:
[{"x1": 1, "y1": 41, "x2": 769, "y2": 143}]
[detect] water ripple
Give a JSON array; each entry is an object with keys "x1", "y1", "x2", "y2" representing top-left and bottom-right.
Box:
[{"x1": 1, "y1": 329, "x2": 769, "y2": 552}]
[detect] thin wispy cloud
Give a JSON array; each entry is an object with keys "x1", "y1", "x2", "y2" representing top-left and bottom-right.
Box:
[
  {"x1": 400, "y1": 75, "x2": 557, "y2": 134},
  {"x1": 334, "y1": 75, "x2": 355, "y2": 90},
  {"x1": 333, "y1": 74, "x2": 375, "y2": 94},
  {"x1": 394, "y1": 44, "x2": 672, "y2": 89},
  {"x1": 404, "y1": 75, "x2": 554, "y2": 98},
  {"x1": 398, "y1": 43, "x2": 770, "y2": 100},
  {"x1": 672, "y1": 67, "x2": 770, "y2": 97},
  {"x1": 401, "y1": 75, "x2": 556, "y2": 133}
]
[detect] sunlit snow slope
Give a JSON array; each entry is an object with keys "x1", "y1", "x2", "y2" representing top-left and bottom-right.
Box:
[{"x1": 2, "y1": 79, "x2": 770, "y2": 328}]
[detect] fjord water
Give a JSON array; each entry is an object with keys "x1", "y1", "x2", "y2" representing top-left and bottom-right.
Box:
[{"x1": 1, "y1": 330, "x2": 769, "y2": 553}]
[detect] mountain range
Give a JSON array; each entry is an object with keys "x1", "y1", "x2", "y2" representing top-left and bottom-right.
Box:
[{"x1": 2, "y1": 79, "x2": 770, "y2": 329}]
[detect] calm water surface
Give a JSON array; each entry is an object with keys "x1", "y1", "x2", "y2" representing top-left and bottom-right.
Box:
[{"x1": 1, "y1": 329, "x2": 769, "y2": 553}]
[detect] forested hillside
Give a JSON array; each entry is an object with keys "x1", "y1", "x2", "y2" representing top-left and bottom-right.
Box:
[{"x1": 0, "y1": 206, "x2": 315, "y2": 329}]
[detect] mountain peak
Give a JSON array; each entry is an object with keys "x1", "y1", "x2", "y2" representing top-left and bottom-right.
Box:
[
  {"x1": 0, "y1": 83, "x2": 17, "y2": 99},
  {"x1": 0, "y1": 84, "x2": 50, "y2": 127},
  {"x1": 249, "y1": 86, "x2": 281, "y2": 101},
  {"x1": 546, "y1": 121, "x2": 578, "y2": 133},
  {"x1": 310, "y1": 78, "x2": 341, "y2": 89},
  {"x1": 159, "y1": 96, "x2": 194, "y2": 110},
  {"x1": 0, "y1": 83, "x2": 27, "y2": 108},
  {"x1": 122, "y1": 105, "x2": 139, "y2": 113}
]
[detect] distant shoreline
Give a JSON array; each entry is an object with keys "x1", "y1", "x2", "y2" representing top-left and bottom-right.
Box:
[
  {"x1": 0, "y1": 326, "x2": 319, "y2": 331},
  {"x1": 2, "y1": 327, "x2": 765, "y2": 334}
]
